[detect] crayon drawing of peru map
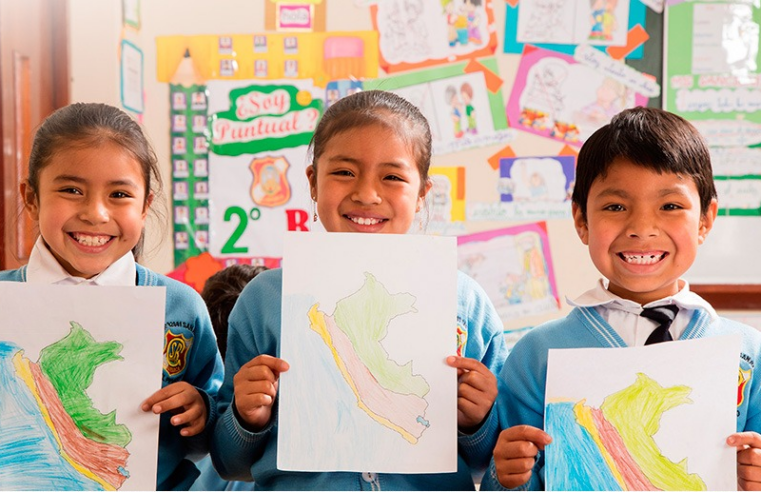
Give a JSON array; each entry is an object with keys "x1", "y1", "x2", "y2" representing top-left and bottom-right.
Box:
[
  {"x1": 546, "y1": 373, "x2": 706, "y2": 491},
  {"x1": 307, "y1": 272, "x2": 431, "y2": 444},
  {"x1": 0, "y1": 322, "x2": 131, "y2": 490}
]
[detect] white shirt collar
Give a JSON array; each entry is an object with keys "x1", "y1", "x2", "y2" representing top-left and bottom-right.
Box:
[
  {"x1": 26, "y1": 237, "x2": 137, "y2": 286},
  {"x1": 567, "y1": 278, "x2": 718, "y2": 320}
]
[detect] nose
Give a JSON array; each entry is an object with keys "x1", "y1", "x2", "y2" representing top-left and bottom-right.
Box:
[
  {"x1": 79, "y1": 197, "x2": 110, "y2": 224},
  {"x1": 351, "y1": 176, "x2": 382, "y2": 205},
  {"x1": 626, "y1": 211, "x2": 658, "y2": 238}
]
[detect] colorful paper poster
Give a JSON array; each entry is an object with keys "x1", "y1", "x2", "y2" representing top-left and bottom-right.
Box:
[
  {"x1": 506, "y1": 45, "x2": 649, "y2": 146},
  {"x1": 466, "y1": 155, "x2": 575, "y2": 221},
  {"x1": 504, "y1": 0, "x2": 647, "y2": 58},
  {"x1": 278, "y1": 232, "x2": 458, "y2": 472},
  {"x1": 362, "y1": 58, "x2": 515, "y2": 155},
  {"x1": 156, "y1": 31, "x2": 378, "y2": 87},
  {"x1": 414, "y1": 166, "x2": 468, "y2": 235},
  {"x1": 368, "y1": 0, "x2": 498, "y2": 73},
  {"x1": 457, "y1": 224, "x2": 560, "y2": 342},
  {"x1": 516, "y1": 0, "x2": 631, "y2": 47},
  {"x1": 120, "y1": 40, "x2": 144, "y2": 114},
  {"x1": 545, "y1": 336, "x2": 740, "y2": 491},
  {"x1": 206, "y1": 80, "x2": 320, "y2": 261},
  {"x1": 0, "y1": 283, "x2": 165, "y2": 491},
  {"x1": 664, "y1": 2, "x2": 761, "y2": 147},
  {"x1": 711, "y1": 147, "x2": 761, "y2": 216}
]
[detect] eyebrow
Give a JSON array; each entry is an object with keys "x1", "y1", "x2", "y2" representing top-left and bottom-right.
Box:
[
  {"x1": 596, "y1": 187, "x2": 690, "y2": 199},
  {"x1": 53, "y1": 175, "x2": 140, "y2": 188},
  {"x1": 326, "y1": 155, "x2": 411, "y2": 170}
]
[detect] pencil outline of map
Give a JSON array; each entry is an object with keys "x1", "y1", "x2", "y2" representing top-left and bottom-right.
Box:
[
  {"x1": 545, "y1": 372, "x2": 706, "y2": 491},
  {"x1": 0, "y1": 321, "x2": 132, "y2": 490},
  {"x1": 307, "y1": 272, "x2": 431, "y2": 444}
]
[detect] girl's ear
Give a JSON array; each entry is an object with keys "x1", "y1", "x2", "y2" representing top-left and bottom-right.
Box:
[
  {"x1": 142, "y1": 192, "x2": 154, "y2": 219},
  {"x1": 305, "y1": 165, "x2": 317, "y2": 200},
  {"x1": 416, "y1": 179, "x2": 433, "y2": 213},
  {"x1": 20, "y1": 181, "x2": 40, "y2": 221},
  {"x1": 698, "y1": 198, "x2": 718, "y2": 245},
  {"x1": 572, "y1": 202, "x2": 589, "y2": 245}
]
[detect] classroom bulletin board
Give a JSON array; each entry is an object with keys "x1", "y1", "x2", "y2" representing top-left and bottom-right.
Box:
[{"x1": 153, "y1": 0, "x2": 761, "y2": 343}]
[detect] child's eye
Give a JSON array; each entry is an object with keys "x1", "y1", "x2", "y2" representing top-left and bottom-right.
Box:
[
  {"x1": 111, "y1": 191, "x2": 132, "y2": 199},
  {"x1": 662, "y1": 203, "x2": 682, "y2": 211},
  {"x1": 384, "y1": 175, "x2": 405, "y2": 182},
  {"x1": 59, "y1": 187, "x2": 82, "y2": 195},
  {"x1": 331, "y1": 170, "x2": 354, "y2": 177},
  {"x1": 604, "y1": 204, "x2": 624, "y2": 212}
]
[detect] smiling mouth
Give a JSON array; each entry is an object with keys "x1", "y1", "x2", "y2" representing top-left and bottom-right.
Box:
[
  {"x1": 618, "y1": 252, "x2": 667, "y2": 265},
  {"x1": 69, "y1": 233, "x2": 114, "y2": 247},
  {"x1": 346, "y1": 216, "x2": 386, "y2": 226}
]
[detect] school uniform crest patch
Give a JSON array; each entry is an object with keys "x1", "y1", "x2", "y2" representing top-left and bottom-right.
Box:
[
  {"x1": 456, "y1": 324, "x2": 467, "y2": 357},
  {"x1": 164, "y1": 330, "x2": 193, "y2": 377},
  {"x1": 249, "y1": 156, "x2": 291, "y2": 207},
  {"x1": 738, "y1": 364, "x2": 752, "y2": 407}
]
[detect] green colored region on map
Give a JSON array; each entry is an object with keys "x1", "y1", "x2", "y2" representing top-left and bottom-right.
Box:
[
  {"x1": 601, "y1": 373, "x2": 705, "y2": 491},
  {"x1": 39, "y1": 321, "x2": 132, "y2": 447},
  {"x1": 333, "y1": 272, "x2": 429, "y2": 397}
]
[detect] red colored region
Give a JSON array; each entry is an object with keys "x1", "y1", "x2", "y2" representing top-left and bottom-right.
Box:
[
  {"x1": 591, "y1": 407, "x2": 655, "y2": 491},
  {"x1": 29, "y1": 360, "x2": 130, "y2": 489}
]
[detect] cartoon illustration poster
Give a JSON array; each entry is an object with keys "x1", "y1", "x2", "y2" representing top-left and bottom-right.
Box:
[
  {"x1": 278, "y1": 232, "x2": 458, "y2": 472},
  {"x1": 207, "y1": 79, "x2": 322, "y2": 261},
  {"x1": 368, "y1": 0, "x2": 498, "y2": 73},
  {"x1": 516, "y1": 0, "x2": 631, "y2": 47},
  {"x1": 362, "y1": 58, "x2": 515, "y2": 155},
  {"x1": 664, "y1": 2, "x2": 761, "y2": 148},
  {"x1": 503, "y1": 0, "x2": 647, "y2": 57},
  {"x1": 497, "y1": 155, "x2": 575, "y2": 219},
  {"x1": 506, "y1": 45, "x2": 651, "y2": 146},
  {"x1": 544, "y1": 336, "x2": 740, "y2": 491},
  {"x1": 414, "y1": 166, "x2": 468, "y2": 235},
  {"x1": 457, "y1": 223, "x2": 560, "y2": 347},
  {"x1": 0, "y1": 283, "x2": 165, "y2": 491}
]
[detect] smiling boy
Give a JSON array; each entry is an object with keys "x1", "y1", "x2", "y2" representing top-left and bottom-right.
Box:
[{"x1": 480, "y1": 107, "x2": 761, "y2": 491}]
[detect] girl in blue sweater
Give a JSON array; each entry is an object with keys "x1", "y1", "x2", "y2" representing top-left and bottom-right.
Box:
[
  {"x1": 210, "y1": 90, "x2": 508, "y2": 490},
  {"x1": 0, "y1": 103, "x2": 223, "y2": 490}
]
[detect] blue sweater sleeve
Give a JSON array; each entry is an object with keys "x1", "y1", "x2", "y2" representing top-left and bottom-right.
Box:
[{"x1": 210, "y1": 270, "x2": 282, "y2": 481}]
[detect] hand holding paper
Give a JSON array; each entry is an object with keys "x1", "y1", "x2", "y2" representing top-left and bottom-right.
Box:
[
  {"x1": 142, "y1": 381, "x2": 208, "y2": 437},
  {"x1": 493, "y1": 425, "x2": 552, "y2": 488},
  {"x1": 729, "y1": 431, "x2": 761, "y2": 491},
  {"x1": 446, "y1": 355, "x2": 497, "y2": 430},
  {"x1": 233, "y1": 354, "x2": 290, "y2": 431}
]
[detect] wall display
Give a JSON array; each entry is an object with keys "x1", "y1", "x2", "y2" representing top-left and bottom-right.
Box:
[
  {"x1": 0, "y1": 283, "x2": 165, "y2": 491},
  {"x1": 206, "y1": 79, "x2": 322, "y2": 262},
  {"x1": 506, "y1": 45, "x2": 650, "y2": 146},
  {"x1": 265, "y1": 0, "x2": 327, "y2": 32},
  {"x1": 545, "y1": 336, "x2": 739, "y2": 491},
  {"x1": 504, "y1": 0, "x2": 647, "y2": 58},
  {"x1": 457, "y1": 223, "x2": 560, "y2": 348},
  {"x1": 362, "y1": 58, "x2": 515, "y2": 155},
  {"x1": 368, "y1": 0, "x2": 498, "y2": 73},
  {"x1": 279, "y1": 232, "x2": 457, "y2": 472},
  {"x1": 156, "y1": 32, "x2": 378, "y2": 86},
  {"x1": 120, "y1": 40, "x2": 144, "y2": 114},
  {"x1": 415, "y1": 166, "x2": 468, "y2": 236}
]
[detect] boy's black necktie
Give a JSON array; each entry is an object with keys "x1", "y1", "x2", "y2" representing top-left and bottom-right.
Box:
[{"x1": 641, "y1": 305, "x2": 679, "y2": 345}]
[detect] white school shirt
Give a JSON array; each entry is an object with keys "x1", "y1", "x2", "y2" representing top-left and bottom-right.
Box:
[
  {"x1": 567, "y1": 278, "x2": 718, "y2": 347},
  {"x1": 25, "y1": 237, "x2": 137, "y2": 287}
]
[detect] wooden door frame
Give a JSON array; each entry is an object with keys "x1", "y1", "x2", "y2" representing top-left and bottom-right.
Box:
[{"x1": 0, "y1": 0, "x2": 69, "y2": 270}]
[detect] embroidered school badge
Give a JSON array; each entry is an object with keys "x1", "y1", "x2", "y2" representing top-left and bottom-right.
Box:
[
  {"x1": 164, "y1": 330, "x2": 192, "y2": 377},
  {"x1": 456, "y1": 324, "x2": 467, "y2": 357},
  {"x1": 249, "y1": 156, "x2": 291, "y2": 208},
  {"x1": 738, "y1": 365, "x2": 752, "y2": 407}
]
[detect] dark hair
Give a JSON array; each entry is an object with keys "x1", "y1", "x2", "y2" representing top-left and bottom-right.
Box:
[
  {"x1": 201, "y1": 264, "x2": 268, "y2": 360},
  {"x1": 572, "y1": 106, "x2": 716, "y2": 221},
  {"x1": 307, "y1": 90, "x2": 432, "y2": 193},
  {"x1": 26, "y1": 102, "x2": 161, "y2": 258}
]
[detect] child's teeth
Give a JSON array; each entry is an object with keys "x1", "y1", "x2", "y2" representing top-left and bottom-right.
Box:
[
  {"x1": 624, "y1": 254, "x2": 660, "y2": 265},
  {"x1": 75, "y1": 235, "x2": 109, "y2": 246},
  {"x1": 352, "y1": 217, "x2": 380, "y2": 225}
]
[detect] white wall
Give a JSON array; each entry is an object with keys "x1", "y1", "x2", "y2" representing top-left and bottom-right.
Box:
[{"x1": 67, "y1": 0, "x2": 614, "y2": 331}]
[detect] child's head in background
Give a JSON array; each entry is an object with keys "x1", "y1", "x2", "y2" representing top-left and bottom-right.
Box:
[
  {"x1": 571, "y1": 106, "x2": 718, "y2": 304},
  {"x1": 201, "y1": 263, "x2": 268, "y2": 360},
  {"x1": 21, "y1": 103, "x2": 161, "y2": 278},
  {"x1": 306, "y1": 90, "x2": 433, "y2": 234}
]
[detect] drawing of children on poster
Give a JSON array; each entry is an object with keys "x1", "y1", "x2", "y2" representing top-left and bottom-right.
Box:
[
  {"x1": 379, "y1": 0, "x2": 432, "y2": 62},
  {"x1": 464, "y1": 0, "x2": 483, "y2": 45},
  {"x1": 445, "y1": 85, "x2": 465, "y2": 139},
  {"x1": 460, "y1": 83, "x2": 477, "y2": 135},
  {"x1": 589, "y1": 0, "x2": 619, "y2": 41},
  {"x1": 518, "y1": 61, "x2": 567, "y2": 131},
  {"x1": 576, "y1": 77, "x2": 629, "y2": 125},
  {"x1": 589, "y1": 0, "x2": 605, "y2": 40}
]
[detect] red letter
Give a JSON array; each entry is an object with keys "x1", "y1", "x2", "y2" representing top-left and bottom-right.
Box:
[{"x1": 286, "y1": 209, "x2": 309, "y2": 231}]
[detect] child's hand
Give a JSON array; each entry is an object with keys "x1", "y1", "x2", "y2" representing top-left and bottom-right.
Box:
[
  {"x1": 493, "y1": 425, "x2": 552, "y2": 489},
  {"x1": 141, "y1": 382, "x2": 207, "y2": 437},
  {"x1": 233, "y1": 354, "x2": 290, "y2": 431},
  {"x1": 446, "y1": 355, "x2": 498, "y2": 430},
  {"x1": 729, "y1": 432, "x2": 761, "y2": 490}
]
